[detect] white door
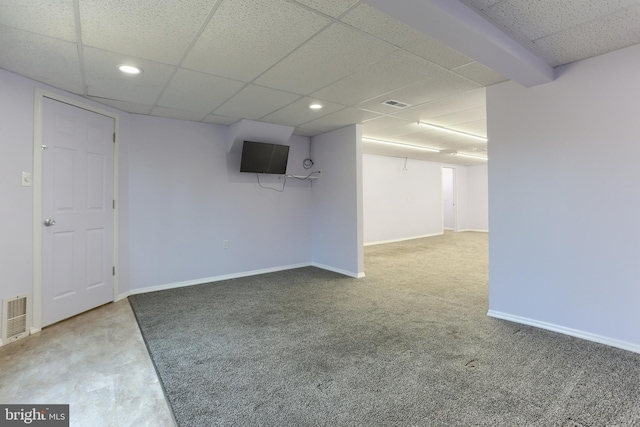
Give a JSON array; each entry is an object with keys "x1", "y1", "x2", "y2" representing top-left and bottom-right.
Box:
[
  {"x1": 41, "y1": 98, "x2": 115, "y2": 327},
  {"x1": 443, "y1": 167, "x2": 456, "y2": 230}
]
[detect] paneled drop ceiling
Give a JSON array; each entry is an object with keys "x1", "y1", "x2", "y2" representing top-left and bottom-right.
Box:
[{"x1": 1, "y1": 0, "x2": 639, "y2": 165}]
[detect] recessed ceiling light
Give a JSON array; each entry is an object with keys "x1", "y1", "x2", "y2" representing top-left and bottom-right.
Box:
[
  {"x1": 309, "y1": 103, "x2": 323, "y2": 110},
  {"x1": 117, "y1": 64, "x2": 142, "y2": 75}
]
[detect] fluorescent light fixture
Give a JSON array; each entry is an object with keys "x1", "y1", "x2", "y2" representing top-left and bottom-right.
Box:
[
  {"x1": 362, "y1": 137, "x2": 440, "y2": 153},
  {"x1": 117, "y1": 64, "x2": 142, "y2": 75},
  {"x1": 309, "y1": 103, "x2": 323, "y2": 110},
  {"x1": 454, "y1": 152, "x2": 488, "y2": 160},
  {"x1": 418, "y1": 122, "x2": 487, "y2": 142}
]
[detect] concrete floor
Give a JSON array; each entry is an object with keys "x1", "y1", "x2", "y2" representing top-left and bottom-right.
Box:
[{"x1": 0, "y1": 299, "x2": 175, "y2": 427}]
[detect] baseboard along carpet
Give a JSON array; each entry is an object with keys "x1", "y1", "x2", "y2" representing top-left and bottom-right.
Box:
[{"x1": 129, "y1": 232, "x2": 640, "y2": 426}]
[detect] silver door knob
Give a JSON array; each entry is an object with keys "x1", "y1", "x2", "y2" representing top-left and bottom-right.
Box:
[{"x1": 44, "y1": 218, "x2": 56, "y2": 227}]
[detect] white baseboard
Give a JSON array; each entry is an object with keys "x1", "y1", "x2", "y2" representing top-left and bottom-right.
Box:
[
  {"x1": 115, "y1": 292, "x2": 131, "y2": 302},
  {"x1": 311, "y1": 262, "x2": 364, "y2": 278},
  {"x1": 127, "y1": 263, "x2": 313, "y2": 296},
  {"x1": 458, "y1": 229, "x2": 488, "y2": 233},
  {"x1": 364, "y1": 232, "x2": 444, "y2": 247},
  {"x1": 487, "y1": 310, "x2": 640, "y2": 354},
  {"x1": 123, "y1": 262, "x2": 365, "y2": 300}
]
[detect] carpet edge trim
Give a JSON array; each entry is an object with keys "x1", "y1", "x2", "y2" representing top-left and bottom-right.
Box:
[
  {"x1": 487, "y1": 309, "x2": 640, "y2": 354},
  {"x1": 127, "y1": 299, "x2": 179, "y2": 427}
]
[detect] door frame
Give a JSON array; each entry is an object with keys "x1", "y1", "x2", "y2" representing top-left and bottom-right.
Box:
[
  {"x1": 32, "y1": 88, "x2": 120, "y2": 332},
  {"x1": 441, "y1": 166, "x2": 458, "y2": 232}
]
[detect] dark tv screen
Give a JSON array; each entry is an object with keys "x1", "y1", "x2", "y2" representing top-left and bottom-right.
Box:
[{"x1": 240, "y1": 141, "x2": 290, "y2": 175}]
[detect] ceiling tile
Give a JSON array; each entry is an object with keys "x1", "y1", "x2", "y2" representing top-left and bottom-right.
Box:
[
  {"x1": 213, "y1": 84, "x2": 301, "y2": 120},
  {"x1": 254, "y1": 23, "x2": 397, "y2": 95},
  {"x1": 311, "y1": 50, "x2": 441, "y2": 106},
  {"x1": 150, "y1": 107, "x2": 208, "y2": 122},
  {"x1": 0, "y1": 26, "x2": 83, "y2": 94},
  {"x1": 357, "y1": 67, "x2": 481, "y2": 114},
  {"x1": 452, "y1": 62, "x2": 508, "y2": 86},
  {"x1": 391, "y1": 88, "x2": 486, "y2": 122},
  {"x1": 400, "y1": 131, "x2": 469, "y2": 147},
  {"x1": 484, "y1": 0, "x2": 639, "y2": 41},
  {"x1": 404, "y1": 37, "x2": 474, "y2": 70},
  {"x1": 458, "y1": 0, "x2": 502, "y2": 11},
  {"x1": 363, "y1": 124, "x2": 422, "y2": 141},
  {"x1": 534, "y1": 5, "x2": 640, "y2": 66},
  {"x1": 362, "y1": 144, "x2": 445, "y2": 163},
  {"x1": 202, "y1": 114, "x2": 239, "y2": 126},
  {"x1": 367, "y1": 134, "x2": 446, "y2": 150},
  {"x1": 261, "y1": 97, "x2": 346, "y2": 128},
  {"x1": 426, "y1": 106, "x2": 487, "y2": 129},
  {"x1": 80, "y1": 0, "x2": 214, "y2": 65},
  {"x1": 293, "y1": 127, "x2": 323, "y2": 137},
  {"x1": 88, "y1": 96, "x2": 153, "y2": 114},
  {"x1": 0, "y1": 0, "x2": 76, "y2": 41},
  {"x1": 83, "y1": 47, "x2": 175, "y2": 104},
  {"x1": 341, "y1": 3, "x2": 424, "y2": 48},
  {"x1": 183, "y1": 0, "x2": 330, "y2": 82},
  {"x1": 293, "y1": 0, "x2": 360, "y2": 17},
  {"x1": 302, "y1": 107, "x2": 379, "y2": 132},
  {"x1": 361, "y1": 115, "x2": 414, "y2": 132},
  {"x1": 370, "y1": 126, "x2": 410, "y2": 140},
  {"x1": 158, "y1": 69, "x2": 245, "y2": 113},
  {"x1": 453, "y1": 119, "x2": 488, "y2": 136}
]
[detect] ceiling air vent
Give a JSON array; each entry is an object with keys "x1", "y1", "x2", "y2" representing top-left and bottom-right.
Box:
[
  {"x1": 382, "y1": 99, "x2": 411, "y2": 109},
  {"x1": 2, "y1": 294, "x2": 30, "y2": 345}
]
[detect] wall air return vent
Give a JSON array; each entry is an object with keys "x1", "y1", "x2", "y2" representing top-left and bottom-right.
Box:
[
  {"x1": 2, "y1": 294, "x2": 30, "y2": 345},
  {"x1": 382, "y1": 99, "x2": 411, "y2": 109}
]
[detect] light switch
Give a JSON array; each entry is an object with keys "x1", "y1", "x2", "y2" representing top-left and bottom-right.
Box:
[{"x1": 22, "y1": 172, "x2": 32, "y2": 187}]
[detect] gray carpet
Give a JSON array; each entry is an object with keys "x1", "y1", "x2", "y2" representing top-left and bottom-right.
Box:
[{"x1": 129, "y1": 232, "x2": 640, "y2": 426}]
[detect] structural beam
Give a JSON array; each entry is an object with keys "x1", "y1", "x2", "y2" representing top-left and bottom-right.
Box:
[{"x1": 364, "y1": 0, "x2": 554, "y2": 87}]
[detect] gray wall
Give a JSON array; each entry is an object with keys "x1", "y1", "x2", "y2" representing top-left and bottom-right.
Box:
[
  {"x1": 0, "y1": 68, "x2": 364, "y2": 338},
  {"x1": 362, "y1": 154, "x2": 488, "y2": 245},
  {"x1": 487, "y1": 43, "x2": 640, "y2": 351},
  {"x1": 466, "y1": 164, "x2": 488, "y2": 232},
  {"x1": 127, "y1": 114, "x2": 318, "y2": 290},
  {"x1": 311, "y1": 125, "x2": 364, "y2": 277}
]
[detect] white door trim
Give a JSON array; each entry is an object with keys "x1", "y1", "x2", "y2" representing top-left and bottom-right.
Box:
[{"x1": 32, "y1": 89, "x2": 120, "y2": 331}]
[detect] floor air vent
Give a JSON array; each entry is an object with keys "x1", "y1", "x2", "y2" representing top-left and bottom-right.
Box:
[{"x1": 2, "y1": 294, "x2": 30, "y2": 345}]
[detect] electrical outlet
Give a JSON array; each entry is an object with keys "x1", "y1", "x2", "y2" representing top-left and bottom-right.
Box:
[
  {"x1": 223, "y1": 240, "x2": 229, "y2": 249},
  {"x1": 21, "y1": 172, "x2": 32, "y2": 187}
]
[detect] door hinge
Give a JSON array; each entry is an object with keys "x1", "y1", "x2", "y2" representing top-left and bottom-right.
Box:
[
  {"x1": 112, "y1": 266, "x2": 116, "y2": 276},
  {"x1": 112, "y1": 199, "x2": 115, "y2": 209},
  {"x1": 113, "y1": 133, "x2": 116, "y2": 143}
]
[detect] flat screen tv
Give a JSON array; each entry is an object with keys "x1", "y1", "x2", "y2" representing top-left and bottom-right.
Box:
[{"x1": 240, "y1": 140, "x2": 290, "y2": 175}]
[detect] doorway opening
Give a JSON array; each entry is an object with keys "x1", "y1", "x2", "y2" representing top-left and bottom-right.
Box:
[{"x1": 442, "y1": 167, "x2": 457, "y2": 232}]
